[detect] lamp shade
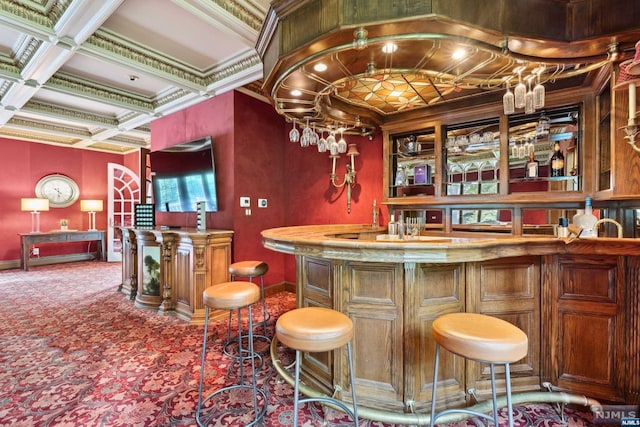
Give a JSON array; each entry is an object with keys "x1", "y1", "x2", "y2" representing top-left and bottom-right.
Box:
[
  {"x1": 80, "y1": 199, "x2": 103, "y2": 212},
  {"x1": 21, "y1": 198, "x2": 49, "y2": 212}
]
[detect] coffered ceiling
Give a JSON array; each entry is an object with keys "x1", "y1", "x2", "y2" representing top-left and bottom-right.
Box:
[{"x1": 0, "y1": 0, "x2": 269, "y2": 154}]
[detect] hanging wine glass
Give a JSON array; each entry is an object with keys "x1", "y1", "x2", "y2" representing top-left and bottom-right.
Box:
[
  {"x1": 289, "y1": 118, "x2": 300, "y2": 143},
  {"x1": 309, "y1": 126, "x2": 319, "y2": 145},
  {"x1": 337, "y1": 131, "x2": 347, "y2": 153},
  {"x1": 317, "y1": 130, "x2": 327, "y2": 152},
  {"x1": 327, "y1": 133, "x2": 339, "y2": 155},
  {"x1": 474, "y1": 160, "x2": 487, "y2": 182},
  {"x1": 514, "y1": 68, "x2": 526, "y2": 109},
  {"x1": 503, "y1": 80, "x2": 515, "y2": 115},
  {"x1": 525, "y1": 79, "x2": 534, "y2": 114},
  {"x1": 486, "y1": 158, "x2": 499, "y2": 181},
  {"x1": 300, "y1": 119, "x2": 313, "y2": 147},
  {"x1": 533, "y1": 68, "x2": 545, "y2": 109},
  {"x1": 510, "y1": 138, "x2": 518, "y2": 158}
]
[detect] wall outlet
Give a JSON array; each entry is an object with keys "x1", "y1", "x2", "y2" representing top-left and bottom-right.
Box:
[
  {"x1": 258, "y1": 198, "x2": 267, "y2": 208},
  {"x1": 240, "y1": 196, "x2": 250, "y2": 207},
  {"x1": 32, "y1": 247, "x2": 39, "y2": 256}
]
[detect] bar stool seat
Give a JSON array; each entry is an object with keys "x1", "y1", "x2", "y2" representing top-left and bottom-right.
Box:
[
  {"x1": 430, "y1": 312, "x2": 528, "y2": 427},
  {"x1": 227, "y1": 261, "x2": 270, "y2": 355},
  {"x1": 229, "y1": 260, "x2": 268, "y2": 278},
  {"x1": 197, "y1": 282, "x2": 267, "y2": 427},
  {"x1": 276, "y1": 307, "x2": 359, "y2": 427}
]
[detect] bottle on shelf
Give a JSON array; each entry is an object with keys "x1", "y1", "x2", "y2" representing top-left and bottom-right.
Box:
[
  {"x1": 388, "y1": 214, "x2": 398, "y2": 236},
  {"x1": 395, "y1": 165, "x2": 407, "y2": 186},
  {"x1": 372, "y1": 199, "x2": 379, "y2": 228},
  {"x1": 573, "y1": 197, "x2": 598, "y2": 237},
  {"x1": 525, "y1": 151, "x2": 539, "y2": 178},
  {"x1": 549, "y1": 141, "x2": 565, "y2": 177}
]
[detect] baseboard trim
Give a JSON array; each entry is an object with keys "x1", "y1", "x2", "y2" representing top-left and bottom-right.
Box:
[
  {"x1": 265, "y1": 281, "x2": 296, "y2": 296},
  {"x1": 0, "y1": 253, "x2": 99, "y2": 271}
]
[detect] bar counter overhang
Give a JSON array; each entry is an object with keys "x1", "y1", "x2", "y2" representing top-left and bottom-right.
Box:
[{"x1": 262, "y1": 224, "x2": 640, "y2": 424}]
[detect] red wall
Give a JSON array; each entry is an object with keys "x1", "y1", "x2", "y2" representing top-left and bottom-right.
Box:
[
  {"x1": 149, "y1": 90, "x2": 384, "y2": 286},
  {"x1": 150, "y1": 91, "x2": 288, "y2": 286},
  {"x1": 0, "y1": 138, "x2": 125, "y2": 261},
  {"x1": 281, "y1": 128, "x2": 384, "y2": 280}
]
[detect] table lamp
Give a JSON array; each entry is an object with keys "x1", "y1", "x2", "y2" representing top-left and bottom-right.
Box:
[
  {"x1": 80, "y1": 199, "x2": 103, "y2": 231},
  {"x1": 21, "y1": 198, "x2": 50, "y2": 233}
]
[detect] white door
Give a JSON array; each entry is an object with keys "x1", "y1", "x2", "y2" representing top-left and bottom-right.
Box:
[{"x1": 107, "y1": 163, "x2": 140, "y2": 261}]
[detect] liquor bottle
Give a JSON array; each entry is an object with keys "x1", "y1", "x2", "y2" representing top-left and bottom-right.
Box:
[
  {"x1": 573, "y1": 197, "x2": 598, "y2": 238},
  {"x1": 549, "y1": 141, "x2": 564, "y2": 177},
  {"x1": 525, "y1": 151, "x2": 539, "y2": 178},
  {"x1": 387, "y1": 214, "x2": 398, "y2": 237}
]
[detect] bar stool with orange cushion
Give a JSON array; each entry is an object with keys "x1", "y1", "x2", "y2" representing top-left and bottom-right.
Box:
[
  {"x1": 229, "y1": 260, "x2": 269, "y2": 338},
  {"x1": 196, "y1": 282, "x2": 266, "y2": 427},
  {"x1": 430, "y1": 312, "x2": 528, "y2": 427},
  {"x1": 276, "y1": 306, "x2": 359, "y2": 427}
]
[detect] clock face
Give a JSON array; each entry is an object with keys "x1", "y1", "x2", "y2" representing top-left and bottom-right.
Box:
[{"x1": 35, "y1": 174, "x2": 80, "y2": 208}]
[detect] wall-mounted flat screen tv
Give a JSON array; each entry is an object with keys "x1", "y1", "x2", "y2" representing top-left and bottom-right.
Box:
[{"x1": 150, "y1": 136, "x2": 218, "y2": 212}]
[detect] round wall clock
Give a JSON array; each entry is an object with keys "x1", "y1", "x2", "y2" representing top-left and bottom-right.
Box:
[{"x1": 35, "y1": 174, "x2": 80, "y2": 208}]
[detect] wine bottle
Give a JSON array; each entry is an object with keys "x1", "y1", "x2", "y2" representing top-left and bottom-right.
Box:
[
  {"x1": 549, "y1": 141, "x2": 564, "y2": 177},
  {"x1": 525, "y1": 151, "x2": 539, "y2": 178}
]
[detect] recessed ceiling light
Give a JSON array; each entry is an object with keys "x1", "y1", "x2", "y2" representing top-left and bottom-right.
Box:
[
  {"x1": 290, "y1": 89, "x2": 302, "y2": 97},
  {"x1": 313, "y1": 63, "x2": 327, "y2": 72},
  {"x1": 382, "y1": 42, "x2": 397, "y2": 54},
  {"x1": 452, "y1": 49, "x2": 466, "y2": 60}
]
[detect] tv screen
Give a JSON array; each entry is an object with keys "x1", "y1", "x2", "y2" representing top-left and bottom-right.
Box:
[{"x1": 150, "y1": 136, "x2": 218, "y2": 212}]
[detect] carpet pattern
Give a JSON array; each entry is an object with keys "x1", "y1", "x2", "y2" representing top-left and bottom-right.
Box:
[{"x1": 0, "y1": 261, "x2": 597, "y2": 426}]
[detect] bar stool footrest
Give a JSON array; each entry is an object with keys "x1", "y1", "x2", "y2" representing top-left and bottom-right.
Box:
[
  {"x1": 298, "y1": 396, "x2": 358, "y2": 422},
  {"x1": 431, "y1": 407, "x2": 504, "y2": 426},
  {"x1": 224, "y1": 334, "x2": 271, "y2": 358}
]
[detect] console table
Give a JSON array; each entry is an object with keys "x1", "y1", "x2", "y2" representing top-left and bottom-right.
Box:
[{"x1": 20, "y1": 230, "x2": 106, "y2": 271}]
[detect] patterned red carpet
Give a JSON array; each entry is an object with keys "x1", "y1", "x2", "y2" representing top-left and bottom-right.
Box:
[{"x1": 0, "y1": 261, "x2": 597, "y2": 426}]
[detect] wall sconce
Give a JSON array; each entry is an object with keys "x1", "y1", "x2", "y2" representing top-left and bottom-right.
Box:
[
  {"x1": 615, "y1": 56, "x2": 640, "y2": 152},
  {"x1": 21, "y1": 198, "x2": 49, "y2": 233},
  {"x1": 80, "y1": 199, "x2": 103, "y2": 231},
  {"x1": 330, "y1": 144, "x2": 359, "y2": 213}
]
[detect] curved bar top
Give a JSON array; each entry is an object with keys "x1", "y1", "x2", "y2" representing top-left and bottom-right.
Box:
[{"x1": 261, "y1": 223, "x2": 571, "y2": 263}]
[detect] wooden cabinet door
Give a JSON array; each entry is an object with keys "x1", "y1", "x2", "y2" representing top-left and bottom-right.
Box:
[
  {"x1": 549, "y1": 254, "x2": 625, "y2": 401},
  {"x1": 343, "y1": 261, "x2": 405, "y2": 411},
  {"x1": 409, "y1": 262, "x2": 466, "y2": 412},
  {"x1": 466, "y1": 256, "x2": 541, "y2": 400}
]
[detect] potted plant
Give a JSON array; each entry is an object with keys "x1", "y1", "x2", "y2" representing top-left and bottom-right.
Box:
[{"x1": 60, "y1": 219, "x2": 68, "y2": 231}]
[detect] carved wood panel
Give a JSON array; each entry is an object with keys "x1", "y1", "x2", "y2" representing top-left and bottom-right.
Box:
[
  {"x1": 552, "y1": 255, "x2": 625, "y2": 401},
  {"x1": 410, "y1": 263, "x2": 465, "y2": 412},
  {"x1": 173, "y1": 240, "x2": 193, "y2": 320},
  {"x1": 344, "y1": 261, "x2": 404, "y2": 411},
  {"x1": 298, "y1": 256, "x2": 334, "y2": 394},
  {"x1": 466, "y1": 256, "x2": 541, "y2": 400}
]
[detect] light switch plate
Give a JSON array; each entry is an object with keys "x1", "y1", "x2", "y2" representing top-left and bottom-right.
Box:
[{"x1": 240, "y1": 196, "x2": 250, "y2": 207}]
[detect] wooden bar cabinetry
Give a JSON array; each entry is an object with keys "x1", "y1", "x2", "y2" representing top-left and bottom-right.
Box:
[
  {"x1": 263, "y1": 225, "x2": 640, "y2": 421},
  {"x1": 117, "y1": 227, "x2": 233, "y2": 324}
]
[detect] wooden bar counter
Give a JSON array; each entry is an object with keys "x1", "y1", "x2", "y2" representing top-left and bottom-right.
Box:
[{"x1": 262, "y1": 224, "x2": 640, "y2": 419}]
